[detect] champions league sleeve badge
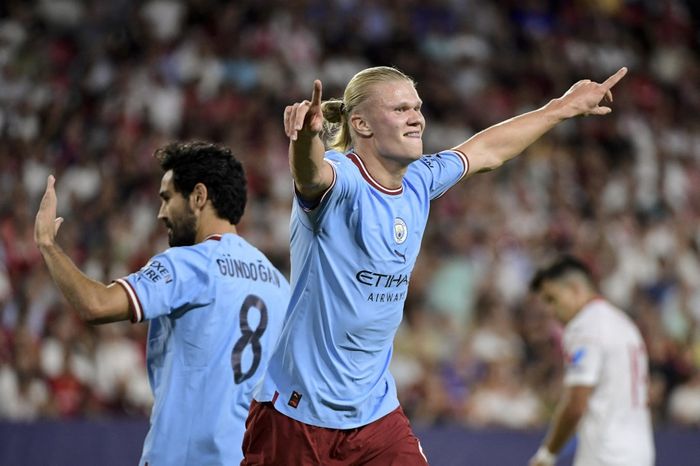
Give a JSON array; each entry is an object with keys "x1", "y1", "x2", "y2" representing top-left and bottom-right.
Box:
[
  {"x1": 567, "y1": 347, "x2": 587, "y2": 369},
  {"x1": 394, "y1": 217, "x2": 407, "y2": 244}
]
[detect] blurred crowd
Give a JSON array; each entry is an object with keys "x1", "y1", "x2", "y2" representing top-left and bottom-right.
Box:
[{"x1": 1, "y1": 0, "x2": 700, "y2": 429}]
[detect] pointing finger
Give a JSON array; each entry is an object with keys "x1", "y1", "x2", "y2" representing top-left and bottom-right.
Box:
[
  {"x1": 41, "y1": 175, "x2": 57, "y2": 204},
  {"x1": 601, "y1": 67, "x2": 628, "y2": 90},
  {"x1": 310, "y1": 80, "x2": 322, "y2": 108}
]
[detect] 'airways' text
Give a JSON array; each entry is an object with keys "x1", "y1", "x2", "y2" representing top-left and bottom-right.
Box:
[{"x1": 367, "y1": 291, "x2": 406, "y2": 303}]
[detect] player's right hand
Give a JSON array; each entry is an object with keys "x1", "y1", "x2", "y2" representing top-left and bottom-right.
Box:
[
  {"x1": 528, "y1": 447, "x2": 556, "y2": 466},
  {"x1": 34, "y1": 175, "x2": 64, "y2": 249},
  {"x1": 284, "y1": 80, "x2": 323, "y2": 141}
]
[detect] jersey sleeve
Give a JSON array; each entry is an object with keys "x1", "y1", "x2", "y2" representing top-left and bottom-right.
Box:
[
  {"x1": 562, "y1": 325, "x2": 603, "y2": 387},
  {"x1": 411, "y1": 149, "x2": 469, "y2": 200},
  {"x1": 114, "y1": 248, "x2": 211, "y2": 323},
  {"x1": 294, "y1": 151, "x2": 360, "y2": 225}
]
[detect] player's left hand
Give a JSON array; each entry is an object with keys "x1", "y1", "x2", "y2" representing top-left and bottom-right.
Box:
[
  {"x1": 34, "y1": 175, "x2": 64, "y2": 248},
  {"x1": 554, "y1": 67, "x2": 627, "y2": 119}
]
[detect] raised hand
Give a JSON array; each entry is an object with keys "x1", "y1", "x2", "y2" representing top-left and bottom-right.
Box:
[
  {"x1": 284, "y1": 80, "x2": 324, "y2": 141},
  {"x1": 556, "y1": 67, "x2": 628, "y2": 119},
  {"x1": 34, "y1": 175, "x2": 64, "y2": 248}
]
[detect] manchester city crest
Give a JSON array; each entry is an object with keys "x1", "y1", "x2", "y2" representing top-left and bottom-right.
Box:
[{"x1": 394, "y1": 217, "x2": 407, "y2": 244}]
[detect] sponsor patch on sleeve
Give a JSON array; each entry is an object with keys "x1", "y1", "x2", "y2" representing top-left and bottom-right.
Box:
[
  {"x1": 139, "y1": 259, "x2": 173, "y2": 284},
  {"x1": 567, "y1": 347, "x2": 587, "y2": 368}
]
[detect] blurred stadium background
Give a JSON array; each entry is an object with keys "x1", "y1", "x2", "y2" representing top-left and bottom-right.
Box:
[{"x1": 1, "y1": 0, "x2": 700, "y2": 464}]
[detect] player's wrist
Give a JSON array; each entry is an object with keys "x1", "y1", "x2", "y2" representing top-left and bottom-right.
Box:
[
  {"x1": 533, "y1": 445, "x2": 557, "y2": 465},
  {"x1": 543, "y1": 97, "x2": 575, "y2": 122},
  {"x1": 295, "y1": 126, "x2": 321, "y2": 140},
  {"x1": 36, "y1": 239, "x2": 58, "y2": 254}
]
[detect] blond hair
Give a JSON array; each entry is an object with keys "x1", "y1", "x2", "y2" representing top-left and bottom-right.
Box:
[{"x1": 321, "y1": 66, "x2": 415, "y2": 152}]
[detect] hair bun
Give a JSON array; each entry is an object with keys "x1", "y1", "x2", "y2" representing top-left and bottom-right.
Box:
[{"x1": 321, "y1": 100, "x2": 344, "y2": 124}]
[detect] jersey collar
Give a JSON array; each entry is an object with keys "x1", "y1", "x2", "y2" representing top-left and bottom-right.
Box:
[{"x1": 346, "y1": 152, "x2": 403, "y2": 196}]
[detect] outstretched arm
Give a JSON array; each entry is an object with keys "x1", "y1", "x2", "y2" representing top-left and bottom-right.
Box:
[
  {"x1": 529, "y1": 385, "x2": 593, "y2": 466},
  {"x1": 284, "y1": 80, "x2": 334, "y2": 203},
  {"x1": 35, "y1": 175, "x2": 130, "y2": 324},
  {"x1": 455, "y1": 67, "x2": 628, "y2": 176}
]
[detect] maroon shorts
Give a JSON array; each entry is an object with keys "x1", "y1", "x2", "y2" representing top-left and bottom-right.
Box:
[{"x1": 241, "y1": 401, "x2": 429, "y2": 465}]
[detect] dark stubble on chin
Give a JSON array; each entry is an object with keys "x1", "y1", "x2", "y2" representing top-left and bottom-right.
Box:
[{"x1": 168, "y1": 206, "x2": 197, "y2": 247}]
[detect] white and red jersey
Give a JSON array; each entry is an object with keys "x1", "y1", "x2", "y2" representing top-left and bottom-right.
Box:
[{"x1": 563, "y1": 298, "x2": 655, "y2": 466}]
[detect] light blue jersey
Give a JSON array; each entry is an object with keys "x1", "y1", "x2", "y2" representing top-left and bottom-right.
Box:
[
  {"x1": 257, "y1": 149, "x2": 468, "y2": 428},
  {"x1": 115, "y1": 233, "x2": 290, "y2": 466}
]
